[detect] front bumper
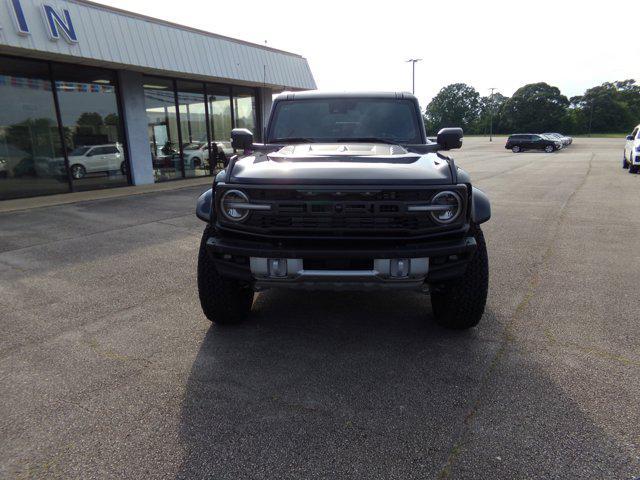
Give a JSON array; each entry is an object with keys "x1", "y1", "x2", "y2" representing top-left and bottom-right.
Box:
[{"x1": 206, "y1": 234, "x2": 477, "y2": 289}]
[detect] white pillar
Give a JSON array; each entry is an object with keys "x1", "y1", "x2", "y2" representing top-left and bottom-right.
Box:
[{"x1": 117, "y1": 70, "x2": 154, "y2": 185}]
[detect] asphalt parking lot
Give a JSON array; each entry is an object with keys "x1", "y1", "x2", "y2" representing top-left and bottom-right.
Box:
[{"x1": 1, "y1": 137, "x2": 639, "y2": 479}]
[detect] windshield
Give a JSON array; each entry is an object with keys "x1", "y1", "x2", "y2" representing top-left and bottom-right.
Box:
[
  {"x1": 69, "y1": 146, "x2": 91, "y2": 156},
  {"x1": 268, "y1": 98, "x2": 423, "y2": 144}
]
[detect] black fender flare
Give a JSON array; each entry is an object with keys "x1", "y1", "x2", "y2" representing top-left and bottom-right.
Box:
[
  {"x1": 471, "y1": 187, "x2": 491, "y2": 224},
  {"x1": 196, "y1": 188, "x2": 213, "y2": 222}
]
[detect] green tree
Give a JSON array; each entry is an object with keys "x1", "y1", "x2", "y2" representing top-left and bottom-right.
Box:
[
  {"x1": 423, "y1": 83, "x2": 480, "y2": 134},
  {"x1": 104, "y1": 113, "x2": 120, "y2": 126},
  {"x1": 615, "y1": 79, "x2": 640, "y2": 120},
  {"x1": 502, "y1": 83, "x2": 569, "y2": 133},
  {"x1": 76, "y1": 112, "x2": 103, "y2": 127},
  {"x1": 5, "y1": 118, "x2": 62, "y2": 157},
  {"x1": 570, "y1": 80, "x2": 639, "y2": 134},
  {"x1": 472, "y1": 92, "x2": 508, "y2": 135}
]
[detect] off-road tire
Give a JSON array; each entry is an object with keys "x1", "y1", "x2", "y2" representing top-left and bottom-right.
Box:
[
  {"x1": 197, "y1": 226, "x2": 254, "y2": 324},
  {"x1": 430, "y1": 225, "x2": 488, "y2": 329}
]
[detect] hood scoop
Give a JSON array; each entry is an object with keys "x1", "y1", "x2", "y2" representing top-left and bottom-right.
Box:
[{"x1": 268, "y1": 143, "x2": 415, "y2": 163}]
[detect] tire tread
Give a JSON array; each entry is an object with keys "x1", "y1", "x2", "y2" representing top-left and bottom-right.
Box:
[
  {"x1": 430, "y1": 225, "x2": 489, "y2": 329},
  {"x1": 197, "y1": 226, "x2": 253, "y2": 324}
]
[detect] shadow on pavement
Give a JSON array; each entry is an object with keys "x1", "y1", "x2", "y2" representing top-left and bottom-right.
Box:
[{"x1": 175, "y1": 290, "x2": 632, "y2": 479}]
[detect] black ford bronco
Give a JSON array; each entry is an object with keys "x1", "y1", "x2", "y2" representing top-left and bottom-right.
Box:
[{"x1": 196, "y1": 92, "x2": 491, "y2": 329}]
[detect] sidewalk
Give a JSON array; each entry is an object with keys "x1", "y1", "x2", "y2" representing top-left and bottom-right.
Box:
[{"x1": 0, "y1": 176, "x2": 213, "y2": 214}]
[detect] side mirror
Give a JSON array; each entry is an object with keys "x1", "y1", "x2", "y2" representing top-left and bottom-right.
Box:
[
  {"x1": 437, "y1": 128, "x2": 463, "y2": 150},
  {"x1": 231, "y1": 128, "x2": 254, "y2": 150},
  {"x1": 626, "y1": 135, "x2": 634, "y2": 141}
]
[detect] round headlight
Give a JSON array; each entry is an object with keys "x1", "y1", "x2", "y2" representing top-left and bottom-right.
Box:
[
  {"x1": 220, "y1": 189, "x2": 250, "y2": 222},
  {"x1": 430, "y1": 191, "x2": 461, "y2": 224}
]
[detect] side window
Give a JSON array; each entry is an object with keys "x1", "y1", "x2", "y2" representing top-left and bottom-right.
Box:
[
  {"x1": 531, "y1": 135, "x2": 541, "y2": 141},
  {"x1": 86, "y1": 147, "x2": 99, "y2": 156},
  {"x1": 103, "y1": 146, "x2": 119, "y2": 154}
]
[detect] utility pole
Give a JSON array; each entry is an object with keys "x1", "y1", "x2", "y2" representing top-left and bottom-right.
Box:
[
  {"x1": 488, "y1": 87, "x2": 497, "y2": 142},
  {"x1": 406, "y1": 59, "x2": 422, "y2": 95}
]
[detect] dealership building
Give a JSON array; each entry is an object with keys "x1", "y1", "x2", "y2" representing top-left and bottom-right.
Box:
[{"x1": 0, "y1": 0, "x2": 316, "y2": 200}]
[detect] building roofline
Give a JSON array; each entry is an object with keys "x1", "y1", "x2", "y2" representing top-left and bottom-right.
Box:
[
  {"x1": 0, "y1": 47, "x2": 310, "y2": 91},
  {"x1": 70, "y1": 0, "x2": 306, "y2": 59}
]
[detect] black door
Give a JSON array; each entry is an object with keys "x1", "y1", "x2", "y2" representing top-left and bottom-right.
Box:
[
  {"x1": 529, "y1": 135, "x2": 544, "y2": 150},
  {"x1": 511, "y1": 135, "x2": 526, "y2": 149}
]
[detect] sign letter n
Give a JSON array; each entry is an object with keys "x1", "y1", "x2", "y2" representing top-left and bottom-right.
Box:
[{"x1": 41, "y1": 4, "x2": 78, "y2": 43}]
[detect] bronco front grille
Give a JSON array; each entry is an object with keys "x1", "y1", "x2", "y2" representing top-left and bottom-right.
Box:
[{"x1": 218, "y1": 186, "x2": 468, "y2": 238}]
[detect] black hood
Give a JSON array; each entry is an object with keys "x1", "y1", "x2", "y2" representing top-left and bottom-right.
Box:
[{"x1": 228, "y1": 143, "x2": 453, "y2": 185}]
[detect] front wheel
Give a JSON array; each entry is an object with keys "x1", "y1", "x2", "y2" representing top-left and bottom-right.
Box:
[
  {"x1": 544, "y1": 145, "x2": 555, "y2": 153},
  {"x1": 70, "y1": 164, "x2": 86, "y2": 179},
  {"x1": 197, "y1": 227, "x2": 254, "y2": 324},
  {"x1": 511, "y1": 146, "x2": 521, "y2": 153},
  {"x1": 430, "y1": 225, "x2": 488, "y2": 329},
  {"x1": 629, "y1": 164, "x2": 639, "y2": 174}
]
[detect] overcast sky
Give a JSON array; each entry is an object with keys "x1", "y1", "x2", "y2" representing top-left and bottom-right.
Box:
[{"x1": 97, "y1": 0, "x2": 640, "y2": 109}]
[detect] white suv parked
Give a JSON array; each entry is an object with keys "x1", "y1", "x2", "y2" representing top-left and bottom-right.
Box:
[
  {"x1": 68, "y1": 144, "x2": 125, "y2": 179},
  {"x1": 623, "y1": 125, "x2": 640, "y2": 173}
]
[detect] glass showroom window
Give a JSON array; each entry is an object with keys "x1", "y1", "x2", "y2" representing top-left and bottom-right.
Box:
[
  {"x1": 143, "y1": 77, "x2": 181, "y2": 182},
  {"x1": 176, "y1": 81, "x2": 209, "y2": 178},
  {"x1": 207, "y1": 84, "x2": 233, "y2": 169},
  {"x1": 233, "y1": 87, "x2": 259, "y2": 141},
  {"x1": 0, "y1": 57, "x2": 67, "y2": 200},
  {"x1": 52, "y1": 64, "x2": 128, "y2": 191}
]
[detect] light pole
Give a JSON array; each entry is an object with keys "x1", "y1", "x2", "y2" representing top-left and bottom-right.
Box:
[
  {"x1": 488, "y1": 87, "x2": 498, "y2": 142},
  {"x1": 406, "y1": 59, "x2": 422, "y2": 95}
]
